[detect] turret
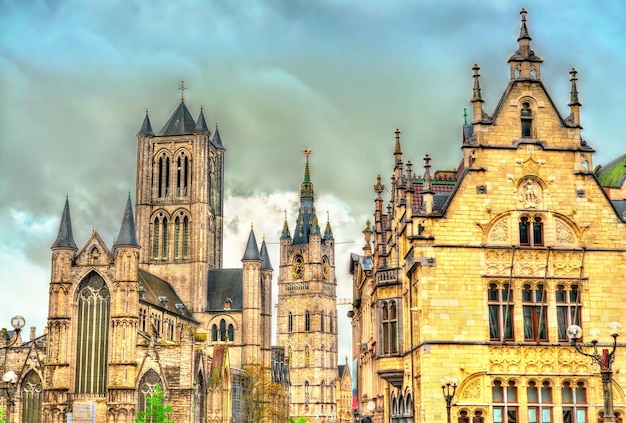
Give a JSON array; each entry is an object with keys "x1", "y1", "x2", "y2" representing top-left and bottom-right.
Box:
[{"x1": 241, "y1": 227, "x2": 262, "y2": 364}]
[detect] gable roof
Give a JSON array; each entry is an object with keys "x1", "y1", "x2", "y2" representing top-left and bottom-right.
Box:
[
  {"x1": 206, "y1": 269, "x2": 243, "y2": 311},
  {"x1": 138, "y1": 269, "x2": 196, "y2": 321}
]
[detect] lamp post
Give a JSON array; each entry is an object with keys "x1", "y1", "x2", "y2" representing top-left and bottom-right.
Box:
[
  {"x1": 1, "y1": 315, "x2": 25, "y2": 423},
  {"x1": 441, "y1": 376, "x2": 458, "y2": 423},
  {"x1": 567, "y1": 322, "x2": 621, "y2": 423}
]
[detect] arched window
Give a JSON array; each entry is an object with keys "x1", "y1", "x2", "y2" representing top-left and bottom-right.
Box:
[
  {"x1": 527, "y1": 380, "x2": 553, "y2": 423},
  {"x1": 164, "y1": 157, "x2": 170, "y2": 196},
  {"x1": 162, "y1": 217, "x2": 168, "y2": 258},
  {"x1": 174, "y1": 217, "x2": 181, "y2": 259},
  {"x1": 75, "y1": 272, "x2": 110, "y2": 394},
  {"x1": 157, "y1": 157, "x2": 164, "y2": 198},
  {"x1": 329, "y1": 311, "x2": 334, "y2": 334},
  {"x1": 562, "y1": 381, "x2": 587, "y2": 423},
  {"x1": 492, "y1": 380, "x2": 518, "y2": 423},
  {"x1": 21, "y1": 370, "x2": 43, "y2": 422},
  {"x1": 320, "y1": 311, "x2": 325, "y2": 332},
  {"x1": 304, "y1": 381, "x2": 310, "y2": 403},
  {"x1": 288, "y1": 312, "x2": 293, "y2": 333},
  {"x1": 305, "y1": 310, "x2": 311, "y2": 332},
  {"x1": 305, "y1": 345, "x2": 310, "y2": 367},
  {"x1": 152, "y1": 220, "x2": 160, "y2": 259},
  {"x1": 320, "y1": 380, "x2": 325, "y2": 402},
  {"x1": 288, "y1": 346, "x2": 292, "y2": 365},
  {"x1": 184, "y1": 156, "x2": 189, "y2": 195},
  {"x1": 220, "y1": 319, "x2": 226, "y2": 341},
  {"x1": 211, "y1": 324, "x2": 218, "y2": 342},
  {"x1": 521, "y1": 102, "x2": 533, "y2": 138},
  {"x1": 519, "y1": 216, "x2": 543, "y2": 247},
  {"x1": 321, "y1": 345, "x2": 325, "y2": 368},
  {"x1": 182, "y1": 216, "x2": 190, "y2": 258},
  {"x1": 138, "y1": 370, "x2": 162, "y2": 412},
  {"x1": 228, "y1": 324, "x2": 234, "y2": 341}
]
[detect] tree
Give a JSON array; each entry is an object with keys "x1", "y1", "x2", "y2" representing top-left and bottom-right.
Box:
[
  {"x1": 135, "y1": 384, "x2": 173, "y2": 423},
  {"x1": 0, "y1": 407, "x2": 5, "y2": 423},
  {"x1": 241, "y1": 363, "x2": 290, "y2": 422}
]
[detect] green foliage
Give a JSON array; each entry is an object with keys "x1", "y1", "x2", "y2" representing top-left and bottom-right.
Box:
[
  {"x1": 135, "y1": 384, "x2": 173, "y2": 423},
  {"x1": 289, "y1": 417, "x2": 308, "y2": 423},
  {"x1": 0, "y1": 407, "x2": 5, "y2": 423}
]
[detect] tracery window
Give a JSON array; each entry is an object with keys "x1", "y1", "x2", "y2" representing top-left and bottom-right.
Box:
[
  {"x1": 174, "y1": 213, "x2": 190, "y2": 260},
  {"x1": 493, "y1": 380, "x2": 518, "y2": 423},
  {"x1": 527, "y1": 380, "x2": 553, "y2": 423},
  {"x1": 557, "y1": 284, "x2": 582, "y2": 341},
  {"x1": 304, "y1": 380, "x2": 310, "y2": 403},
  {"x1": 75, "y1": 272, "x2": 110, "y2": 394},
  {"x1": 288, "y1": 312, "x2": 293, "y2": 333},
  {"x1": 519, "y1": 216, "x2": 543, "y2": 246},
  {"x1": 152, "y1": 213, "x2": 170, "y2": 260},
  {"x1": 211, "y1": 324, "x2": 218, "y2": 342},
  {"x1": 523, "y1": 284, "x2": 547, "y2": 341},
  {"x1": 156, "y1": 155, "x2": 171, "y2": 198},
  {"x1": 562, "y1": 381, "x2": 587, "y2": 423},
  {"x1": 380, "y1": 300, "x2": 398, "y2": 355},
  {"x1": 305, "y1": 310, "x2": 311, "y2": 332},
  {"x1": 138, "y1": 370, "x2": 162, "y2": 413},
  {"x1": 176, "y1": 154, "x2": 190, "y2": 197},
  {"x1": 488, "y1": 283, "x2": 514, "y2": 341},
  {"x1": 21, "y1": 370, "x2": 43, "y2": 422}
]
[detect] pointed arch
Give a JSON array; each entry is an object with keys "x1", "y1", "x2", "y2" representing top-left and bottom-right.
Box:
[
  {"x1": 137, "y1": 369, "x2": 163, "y2": 413},
  {"x1": 21, "y1": 370, "x2": 43, "y2": 422}
]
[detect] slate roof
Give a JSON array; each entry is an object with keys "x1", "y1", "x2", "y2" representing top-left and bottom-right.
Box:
[
  {"x1": 242, "y1": 230, "x2": 262, "y2": 261},
  {"x1": 293, "y1": 155, "x2": 320, "y2": 244},
  {"x1": 260, "y1": 240, "x2": 273, "y2": 270},
  {"x1": 349, "y1": 253, "x2": 373, "y2": 273},
  {"x1": 206, "y1": 269, "x2": 243, "y2": 311},
  {"x1": 115, "y1": 195, "x2": 140, "y2": 248},
  {"x1": 159, "y1": 101, "x2": 197, "y2": 136},
  {"x1": 137, "y1": 111, "x2": 154, "y2": 136},
  {"x1": 138, "y1": 269, "x2": 196, "y2": 321},
  {"x1": 194, "y1": 108, "x2": 210, "y2": 133},
  {"x1": 52, "y1": 197, "x2": 77, "y2": 250},
  {"x1": 410, "y1": 178, "x2": 457, "y2": 212},
  {"x1": 211, "y1": 126, "x2": 225, "y2": 150}
]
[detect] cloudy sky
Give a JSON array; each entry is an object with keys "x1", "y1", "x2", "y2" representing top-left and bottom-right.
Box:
[{"x1": 1, "y1": 0, "x2": 625, "y2": 362}]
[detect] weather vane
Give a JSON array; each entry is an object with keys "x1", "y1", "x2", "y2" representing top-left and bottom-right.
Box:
[
  {"x1": 303, "y1": 149, "x2": 312, "y2": 157},
  {"x1": 179, "y1": 80, "x2": 187, "y2": 102}
]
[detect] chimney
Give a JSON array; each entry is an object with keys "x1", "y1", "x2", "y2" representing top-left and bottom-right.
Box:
[{"x1": 30, "y1": 326, "x2": 36, "y2": 341}]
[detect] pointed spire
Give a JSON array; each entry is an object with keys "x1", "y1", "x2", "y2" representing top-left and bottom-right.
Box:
[
  {"x1": 211, "y1": 124, "x2": 226, "y2": 150},
  {"x1": 569, "y1": 68, "x2": 581, "y2": 106},
  {"x1": 138, "y1": 109, "x2": 154, "y2": 136},
  {"x1": 508, "y1": 8, "x2": 542, "y2": 80},
  {"x1": 52, "y1": 196, "x2": 78, "y2": 250},
  {"x1": 303, "y1": 149, "x2": 312, "y2": 183},
  {"x1": 194, "y1": 106, "x2": 210, "y2": 133},
  {"x1": 471, "y1": 64, "x2": 483, "y2": 103},
  {"x1": 159, "y1": 101, "x2": 196, "y2": 136},
  {"x1": 260, "y1": 237, "x2": 273, "y2": 270},
  {"x1": 293, "y1": 150, "x2": 318, "y2": 244},
  {"x1": 374, "y1": 175, "x2": 384, "y2": 199},
  {"x1": 394, "y1": 129, "x2": 402, "y2": 164},
  {"x1": 281, "y1": 210, "x2": 291, "y2": 239},
  {"x1": 423, "y1": 155, "x2": 433, "y2": 194},
  {"x1": 242, "y1": 225, "x2": 262, "y2": 261},
  {"x1": 324, "y1": 211, "x2": 334, "y2": 240},
  {"x1": 518, "y1": 8, "x2": 530, "y2": 41},
  {"x1": 115, "y1": 193, "x2": 140, "y2": 248}
]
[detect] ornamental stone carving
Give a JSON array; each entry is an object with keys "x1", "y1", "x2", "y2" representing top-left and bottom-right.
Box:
[
  {"x1": 555, "y1": 219, "x2": 575, "y2": 245},
  {"x1": 488, "y1": 218, "x2": 509, "y2": 243},
  {"x1": 518, "y1": 179, "x2": 542, "y2": 209}
]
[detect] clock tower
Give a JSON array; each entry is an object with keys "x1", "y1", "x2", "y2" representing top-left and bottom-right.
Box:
[{"x1": 277, "y1": 150, "x2": 338, "y2": 421}]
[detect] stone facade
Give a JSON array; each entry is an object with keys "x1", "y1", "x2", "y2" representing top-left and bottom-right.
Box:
[
  {"x1": 277, "y1": 151, "x2": 340, "y2": 421},
  {"x1": 351, "y1": 9, "x2": 626, "y2": 423}
]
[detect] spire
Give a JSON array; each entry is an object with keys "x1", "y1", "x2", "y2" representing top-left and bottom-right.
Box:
[
  {"x1": 281, "y1": 210, "x2": 291, "y2": 239},
  {"x1": 423, "y1": 154, "x2": 433, "y2": 194},
  {"x1": 508, "y1": 8, "x2": 542, "y2": 80},
  {"x1": 471, "y1": 64, "x2": 483, "y2": 102},
  {"x1": 260, "y1": 237, "x2": 273, "y2": 270},
  {"x1": 211, "y1": 124, "x2": 225, "y2": 150},
  {"x1": 394, "y1": 129, "x2": 402, "y2": 165},
  {"x1": 52, "y1": 196, "x2": 77, "y2": 250},
  {"x1": 242, "y1": 226, "x2": 262, "y2": 261},
  {"x1": 159, "y1": 100, "x2": 196, "y2": 136},
  {"x1": 115, "y1": 193, "x2": 140, "y2": 248},
  {"x1": 138, "y1": 109, "x2": 154, "y2": 136},
  {"x1": 323, "y1": 211, "x2": 334, "y2": 240},
  {"x1": 194, "y1": 106, "x2": 210, "y2": 133},
  {"x1": 293, "y1": 150, "x2": 318, "y2": 244},
  {"x1": 374, "y1": 175, "x2": 384, "y2": 199},
  {"x1": 569, "y1": 68, "x2": 581, "y2": 106}
]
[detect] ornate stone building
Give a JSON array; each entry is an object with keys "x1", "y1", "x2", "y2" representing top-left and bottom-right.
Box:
[
  {"x1": 350, "y1": 9, "x2": 626, "y2": 423},
  {"x1": 277, "y1": 151, "x2": 339, "y2": 421},
  {"x1": 0, "y1": 93, "x2": 277, "y2": 422}
]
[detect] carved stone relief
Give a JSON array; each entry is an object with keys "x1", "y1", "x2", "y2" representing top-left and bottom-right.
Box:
[
  {"x1": 555, "y1": 219, "x2": 576, "y2": 245},
  {"x1": 488, "y1": 218, "x2": 509, "y2": 243},
  {"x1": 518, "y1": 179, "x2": 542, "y2": 209}
]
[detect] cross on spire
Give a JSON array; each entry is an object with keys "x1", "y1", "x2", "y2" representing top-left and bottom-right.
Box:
[{"x1": 179, "y1": 80, "x2": 187, "y2": 102}]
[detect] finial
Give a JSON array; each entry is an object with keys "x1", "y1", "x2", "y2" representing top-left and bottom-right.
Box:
[
  {"x1": 303, "y1": 148, "x2": 312, "y2": 158},
  {"x1": 374, "y1": 175, "x2": 384, "y2": 197},
  {"x1": 471, "y1": 64, "x2": 483, "y2": 102},
  {"x1": 128, "y1": 190, "x2": 131, "y2": 198},
  {"x1": 463, "y1": 108, "x2": 467, "y2": 124},
  {"x1": 394, "y1": 129, "x2": 402, "y2": 155},
  {"x1": 569, "y1": 68, "x2": 580, "y2": 106},
  {"x1": 179, "y1": 80, "x2": 187, "y2": 102},
  {"x1": 518, "y1": 9, "x2": 530, "y2": 40},
  {"x1": 251, "y1": 222, "x2": 254, "y2": 230},
  {"x1": 520, "y1": 8, "x2": 527, "y2": 22},
  {"x1": 423, "y1": 154, "x2": 433, "y2": 192}
]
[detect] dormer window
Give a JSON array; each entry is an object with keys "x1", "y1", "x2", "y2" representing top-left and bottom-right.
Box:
[
  {"x1": 521, "y1": 103, "x2": 533, "y2": 137},
  {"x1": 224, "y1": 298, "x2": 232, "y2": 310}
]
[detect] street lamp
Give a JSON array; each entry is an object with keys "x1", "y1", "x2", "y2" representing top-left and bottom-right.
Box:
[
  {"x1": 1, "y1": 315, "x2": 25, "y2": 421},
  {"x1": 441, "y1": 376, "x2": 458, "y2": 423},
  {"x1": 567, "y1": 322, "x2": 621, "y2": 423},
  {"x1": 1, "y1": 316, "x2": 25, "y2": 349}
]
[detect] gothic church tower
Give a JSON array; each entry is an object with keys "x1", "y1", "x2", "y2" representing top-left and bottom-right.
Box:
[
  {"x1": 277, "y1": 151, "x2": 338, "y2": 421},
  {"x1": 135, "y1": 84, "x2": 225, "y2": 313}
]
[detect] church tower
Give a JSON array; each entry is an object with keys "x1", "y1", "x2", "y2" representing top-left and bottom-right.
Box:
[
  {"x1": 277, "y1": 150, "x2": 338, "y2": 421},
  {"x1": 134, "y1": 82, "x2": 225, "y2": 313}
]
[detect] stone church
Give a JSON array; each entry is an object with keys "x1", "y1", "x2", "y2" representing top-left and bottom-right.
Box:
[
  {"x1": 0, "y1": 93, "x2": 277, "y2": 422},
  {"x1": 350, "y1": 9, "x2": 626, "y2": 423}
]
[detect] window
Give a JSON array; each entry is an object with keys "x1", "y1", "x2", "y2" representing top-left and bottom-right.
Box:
[
  {"x1": 182, "y1": 216, "x2": 189, "y2": 258},
  {"x1": 21, "y1": 370, "x2": 43, "y2": 422},
  {"x1": 219, "y1": 319, "x2": 227, "y2": 341},
  {"x1": 176, "y1": 154, "x2": 190, "y2": 197},
  {"x1": 488, "y1": 283, "x2": 514, "y2": 341},
  {"x1": 228, "y1": 324, "x2": 234, "y2": 341},
  {"x1": 380, "y1": 300, "x2": 398, "y2": 355},
  {"x1": 152, "y1": 213, "x2": 170, "y2": 260},
  {"x1": 75, "y1": 272, "x2": 110, "y2": 394},
  {"x1": 305, "y1": 310, "x2": 311, "y2": 332},
  {"x1": 304, "y1": 381, "x2": 310, "y2": 403},
  {"x1": 562, "y1": 381, "x2": 587, "y2": 423},
  {"x1": 320, "y1": 311, "x2": 325, "y2": 332},
  {"x1": 519, "y1": 216, "x2": 543, "y2": 246},
  {"x1": 139, "y1": 308, "x2": 147, "y2": 332},
  {"x1": 153, "y1": 220, "x2": 160, "y2": 259},
  {"x1": 211, "y1": 324, "x2": 218, "y2": 342},
  {"x1": 320, "y1": 380, "x2": 325, "y2": 402},
  {"x1": 175, "y1": 217, "x2": 181, "y2": 259},
  {"x1": 329, "y1": 312, "x2": 334, "y2": 334},
  {"x1": 557, "y1": 284, "x2": 582, "y2": 341},
  {"x1": 162, "y1": 217, "x2": 168, "y2": 258},
  {"x1": 523, "y1": 284, "x2": 548, "y2": 341},
  {"x1": 321, "y1": 345, "x2": 325, "y2": 368},
  {"x1": 288, "y1": 312, "x2": 293, "y2": 332},
  {"x1": 521, "y1": 102, "x2": 533, "y2": 138},
  {"x1": 305, "y1": 345, "x2": 310, "y2": 367},
  {"x1": 493, "y1": 380, "x2": 518, "y2": 423},
  {"x1": 527, "y1": 381, "x2": 553, "y2": 423},
  {"x1": 138, "y1": 370, "x2": 162, "y2": 413}
]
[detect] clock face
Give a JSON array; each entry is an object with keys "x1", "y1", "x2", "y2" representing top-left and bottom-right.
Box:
[
  {"x1": 291, "y1": 262, "x2": 304, "y2": 279},
  {"x1": 322, "y1": 263, "x2": 330, "y2": 279}
]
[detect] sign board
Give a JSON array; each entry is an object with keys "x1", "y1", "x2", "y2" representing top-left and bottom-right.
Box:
[{"x1": 67, "y1": 402, "x2": 96, "y2": 423}]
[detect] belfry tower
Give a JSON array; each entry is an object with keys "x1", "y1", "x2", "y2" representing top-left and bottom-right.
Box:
[
  {"x1": 134, "y1": 82, "x2": 225, "y2": 313},
  {"x1": 277, "y1": 150, "x2": 338, "y2": 421}
]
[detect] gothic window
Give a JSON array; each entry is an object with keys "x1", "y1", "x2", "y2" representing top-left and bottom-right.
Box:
[
  {"x1": 157, "y1": 157, "x2": 163, "y2": 198},
  {"x1": 220, "y1": 319, "x2": 226, "y2": 341},
  {"x1": 523, "y1": 284, "x2": 548, "y2": 341},
  {"x1": 174, "y1": 217, "x2": 181, "y2": 259},
  {"x1": 521, "y1": 102, "x2": 533, "y2": 138},
  {"x1": 519, "y1": 216, "x2": 543, "y2": 246},
  {"x1": 211, "y1": 324, "x2": 218, "y2": 342},
  {"x1": 165, "y1": 157, "x2": 170, "y2": 196},
  {"x1": 176, "y1": 155, "x2": 190, "y2": 197},
  {"x1": 138, "y1": 370, "x2": 162, "y2": 413},
  {"x1": 153, "y1": 220, "x2": 160, "y2": 259},
  {"x1": 288, "y1": 312, "x2": 293, "y2": 333},
  {"x1": 557, "y1": 284, "x2": 582, "y2": 341},
  {"x1": 161, "y1": 217, "x2": 168, "y2": 259},
  {"x1": 288, "y1": 346, "x2": 292, "y2": 365},
  {"x1": 305, "y1": 345, "x2": 310, "y2": 367},
  {"x1": 182, "y1": 216, "x2": 189, "y2": 258},
  {"x1": 321, "y1": 380, "x2": 325, "y2": 402},
  {"x1": 493, "y1": 380, "x2": 518, "y2": 423},
  {"x1": 139, "y1": 308, "x2": 147, "y2": 332},
  {"x1": 488, "y1": 283, "x2": 514, "y2": 341},
  {"x1": 321, "y1": 345, "x2": 325, "y2": 368},
  {"x1": 21, "y1": 370, "x2": 43, "y2": 422},
  {"x1": 304, "y1": 380, "x2": 310, "y2": 403},
  {"x1": 330, "y1": 311, "x2": 334, "y2": 334},
  {"x1": 75, "y1": 272, "x2": 110, "y2": 394},
  {"x1": 380, "y1": 300, "x2": 398, "y2": 355},
  {"x1": 320, "y1": 311, "x2": 325, "y2": 332},
  {"x1": 562, "y1": 381, "x2": 587, "y2": 423},
  {"x1": 305, "y1": 310, "x2": 311, "y2": 332},
  {"x1": 228, "y1": 324, "x2": 234, "y2": 342},
  {"x1": 527, "y1": 381, "x2": 553, "y2": 423}
]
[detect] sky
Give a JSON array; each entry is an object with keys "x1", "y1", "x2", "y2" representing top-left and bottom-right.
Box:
[{"x1": 1, "y1": 0, "x2": 626, "y2": 364}]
